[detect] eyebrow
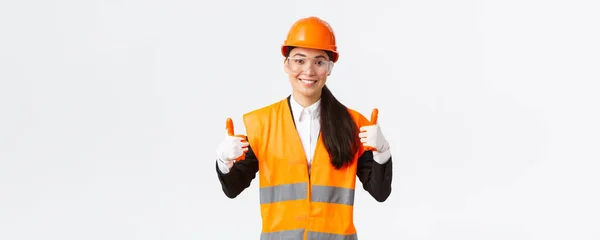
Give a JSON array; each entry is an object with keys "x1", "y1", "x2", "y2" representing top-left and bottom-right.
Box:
[
  {"x1": 291, "y1": 53, "x2": 328, "y2": 60},
  {"x1": 291, "y1": 53, "x2": 306, "y2": 57}
]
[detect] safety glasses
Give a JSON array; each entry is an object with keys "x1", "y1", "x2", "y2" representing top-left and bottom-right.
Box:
[{"x1": 286, "y1": 57, "x2": 333, "y2": 75}]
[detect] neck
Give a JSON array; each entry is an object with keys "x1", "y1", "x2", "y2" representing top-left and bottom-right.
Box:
[{"x1": 292, "y1": 91, "x2": 321, "y2": 107}]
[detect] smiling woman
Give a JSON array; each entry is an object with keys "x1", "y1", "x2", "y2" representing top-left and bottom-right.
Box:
[
  {"x1": 214, "y1": 16, "x2": 394, "y2": 239},
  {"x1": 284, "y1": 47, "x2": 333, "y2": 100}
]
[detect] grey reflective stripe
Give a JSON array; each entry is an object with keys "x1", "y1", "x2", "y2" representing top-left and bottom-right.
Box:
[
  {"x1": 307, "y1": 231, "x2": 358, "y2": 240},
  {"x1": 260, "y1": 229, "x2": 305, "y2": 240},
  {"x1": 311, "y1": 185, "x2": 355, "y2": 205},
  {"x1": 260, "y1": 182, "x2": 307, "y2": 204},
  {"x1": 261, "y1": 230, "x2": 357, "y2": 240},
  {"x1": 260, "y1": 183, "x2": 355, "y2": 205}
]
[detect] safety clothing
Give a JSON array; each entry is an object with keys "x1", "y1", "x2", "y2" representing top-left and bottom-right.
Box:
[
  {"x1": 282, "y1": 16, "x2": 339, "y2": 63},
  {"x1": 242, "y1": 98, "x2": 372, "y2": 239}
]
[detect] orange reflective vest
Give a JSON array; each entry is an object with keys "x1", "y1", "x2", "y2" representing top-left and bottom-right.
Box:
[{"x1": 242, "y1": 97, "x2": 372, "y2": 240}]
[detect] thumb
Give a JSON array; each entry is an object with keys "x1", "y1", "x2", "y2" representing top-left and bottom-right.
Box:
[
  {"x1": 226, "y1": 118, "x2": 234, "y2": 136},
  {"x1": 370, "y1": 108, "x2": 379, "y2": 125}
]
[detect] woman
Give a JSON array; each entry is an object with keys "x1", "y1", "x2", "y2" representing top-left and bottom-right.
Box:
[{"x1": 215, "y1": 16, "x2": 393, "y2": 239}]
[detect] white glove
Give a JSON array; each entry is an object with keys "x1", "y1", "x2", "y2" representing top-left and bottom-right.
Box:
[
  {"x1": 216, "y1": 135, "x2": 249, "y2": 174},
  {"x1": 359, "y1": 123, "x2": 391, "y2": 164}
]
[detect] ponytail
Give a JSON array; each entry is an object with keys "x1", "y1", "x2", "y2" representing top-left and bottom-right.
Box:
[{"x1": 320, "y1": 85, "x2": 360, "y2": 169}]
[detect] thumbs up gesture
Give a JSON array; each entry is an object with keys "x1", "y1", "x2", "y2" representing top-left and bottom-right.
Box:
[
  {"x1": 359, "y1": 108, "x2": 390, "y2": 154},
  {"x1": 216, "y1": 118, "x2": 248, "y2": 168}
]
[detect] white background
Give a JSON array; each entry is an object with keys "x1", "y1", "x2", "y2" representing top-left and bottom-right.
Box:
[{"x1": 1, "y1": 0, "x2": 599, "y2": 239}]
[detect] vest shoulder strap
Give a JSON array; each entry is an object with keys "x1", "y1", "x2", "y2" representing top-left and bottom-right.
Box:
[
  {"x1": 242, "y1": 99, "x2": 287, "y2": 159},
  {"x1": 347, "y1": 108, "x2": 372, "y2": 129}
]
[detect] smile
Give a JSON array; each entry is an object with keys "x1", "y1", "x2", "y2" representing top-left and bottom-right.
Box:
[{"x1": 299, "y1": 79, "x2": 317, "y2": 85}]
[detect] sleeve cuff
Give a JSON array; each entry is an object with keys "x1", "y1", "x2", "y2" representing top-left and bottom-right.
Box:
[
  {"x1": 217, "y1": 158, "x2": 233, "y2": 174},
  {"x1": 372, "y1": 148, "x2": 391, "y2": 165}
]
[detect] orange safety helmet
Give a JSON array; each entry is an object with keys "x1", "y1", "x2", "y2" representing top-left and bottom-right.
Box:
[{"x1": 281, "y1": 16, "x2": 339, "y2": 63}]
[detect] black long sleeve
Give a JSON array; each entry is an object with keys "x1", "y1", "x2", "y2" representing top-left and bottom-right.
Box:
[
  {"x1": 356, "y1": 150, "x2": 393, "y2": 202},
  {"x1": 215, "y1": 139, "x2": 259, "y2": 199}
]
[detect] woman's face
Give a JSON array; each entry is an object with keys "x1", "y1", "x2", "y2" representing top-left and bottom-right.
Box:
[{"x1": 284, "y1": 47, "x2": 332, "y2": 101}]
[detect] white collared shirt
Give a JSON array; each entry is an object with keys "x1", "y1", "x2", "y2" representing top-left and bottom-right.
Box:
[{"x1": 288, "y1": 94, "x2": 321, "y2": 173}]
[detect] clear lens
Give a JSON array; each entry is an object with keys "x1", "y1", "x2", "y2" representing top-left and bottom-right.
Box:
[{"x1": 286, "y1": 57, "x2": 333, "y2": 74}]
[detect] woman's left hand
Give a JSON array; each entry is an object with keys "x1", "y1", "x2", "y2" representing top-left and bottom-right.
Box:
[
  {"x1": 359, "y1": 123, "x2": 390, "y2": 153},
  {"x1": 359, "y1": 109, "x2": 391, "y2": 164}
]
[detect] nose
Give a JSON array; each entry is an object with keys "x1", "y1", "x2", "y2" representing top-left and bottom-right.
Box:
[{"x1": 303, "y1": 63, "x2": 316, "y2": 75}]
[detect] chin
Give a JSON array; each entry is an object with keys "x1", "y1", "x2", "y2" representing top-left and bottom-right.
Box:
[{"x1": 298, "y1": 88, "x2": 322, "y2": 97}]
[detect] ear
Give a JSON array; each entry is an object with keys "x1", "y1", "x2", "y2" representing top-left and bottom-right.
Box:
[
  {"x1": 327, "y1": 63, "x2": 334, "y2": 76},
  {"x1": 284, "y1": 60, "x2": 289, "y2": 74}
]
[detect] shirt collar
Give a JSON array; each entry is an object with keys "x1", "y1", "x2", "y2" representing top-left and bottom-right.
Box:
[{"x1": 290, "y1": 93, "x2": 321, "y2": 122}]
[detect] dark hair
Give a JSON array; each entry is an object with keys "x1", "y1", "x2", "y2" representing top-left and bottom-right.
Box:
[{"x1": 285, "y1": 47, "x2": 360, "y2": 169}]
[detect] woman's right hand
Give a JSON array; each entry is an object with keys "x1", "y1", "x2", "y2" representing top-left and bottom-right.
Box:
[
  {"x1": 216, "y1": 118, "x2": 248, "y2": 171},
  {"x1": 216, "y1": 135, "x2": 248, "y2": 164}
]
